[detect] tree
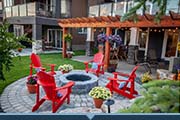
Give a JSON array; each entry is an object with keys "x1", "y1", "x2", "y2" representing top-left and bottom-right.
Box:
[
  {"x1": 121, "y1": 0, "x2": 167, "y2": 23},
  {"x1": 0, "y1": 22, "x2": 31, "y2": 80}
]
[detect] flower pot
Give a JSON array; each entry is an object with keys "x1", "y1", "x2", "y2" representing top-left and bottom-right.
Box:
[
  {"x1": 67, "y1": 53, "x2": 72, "y2": 58},
  {"x1": 177, "y1": 69, "x2": 180, "y2": 80},
  {"x1": 93, "y1": 98, "x2": 104, "y2": 108},
  {"x1": 98, "y1": 44, "x2": 104, "y2": 53},
  {"x1": 26, "y1": 83, "x2": 37, "y2": 94},
  {"x1": 61, "y1": 71, "x2": 70, "y2": 74},
  {"x1": 17, "y1": 48, "x2": 23, "y2": 52}
]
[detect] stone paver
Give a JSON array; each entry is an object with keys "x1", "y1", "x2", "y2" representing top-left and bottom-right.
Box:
[{"x1": 0, "y1": 70, "x2": 143, "y2": 113}]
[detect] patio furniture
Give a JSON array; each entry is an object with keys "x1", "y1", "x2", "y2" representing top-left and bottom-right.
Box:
[
  {"x1": 106, "y1": 65, "x2": 139, "y2": 99},
  {"x1": 32, "y1": 71, "x2": 74, "y2": 113},
  {"x1": 84, "y1": 52, "x2": 104, "y2": 76},
  {"x1": 29, "y1": 53, "x2": 56, "y2": 76}
]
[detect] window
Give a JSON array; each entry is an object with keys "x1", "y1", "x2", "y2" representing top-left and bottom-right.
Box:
[
  {"x1": 0, "y1": 2, "x2": 2, "y2": 10},
  {"x1": 166, "y1": 0, "x2": 180, "y2": 14},
  {"x1": 78, "y1": 28, "x2": 87, "y2": 34},
  {"x1": 3, "y1": 0, "x2": 13, "y2": 7},
  {"x1": 113, "y1": 1, "x2": 126, "y2": 16},
  {"x1": 100, "y1": 3, "x2": 112, "y2": 16},
  {"x1": 47, "y1": 29, "x2": 62, "y2": 48},
  {"x1": 61, "y1": 0, "x2": 70, "y2": 17},
  {"x1": 127, "y1": 0, "x2": 134, "y2": 12},
  {"x1": 89, "y1": 5, "x2": 99, "y2": 17},
  {"x1": 14, "y1": 25, "x2": 24, "y2": 36}
]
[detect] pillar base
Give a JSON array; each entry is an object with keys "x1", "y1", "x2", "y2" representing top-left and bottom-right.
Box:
[
  {"x1": 32, "y1": 40, "x2": 43, "y2": 54},
  {"x1": 127, "y1": 45, "x2": 138, "y2": 65},
  {"x1": 86, "y1": 41, "x2": 94, "y2": 56}
]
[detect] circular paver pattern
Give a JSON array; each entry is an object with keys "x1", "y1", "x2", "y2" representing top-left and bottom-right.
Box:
[{"x1": 0, "y1": 70, "x2": 143, "y2": 113}]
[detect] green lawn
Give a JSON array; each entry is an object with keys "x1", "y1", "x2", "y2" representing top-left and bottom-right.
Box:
[{"x1": 0, "y1": 53, "x2": 85, "y2": 94}]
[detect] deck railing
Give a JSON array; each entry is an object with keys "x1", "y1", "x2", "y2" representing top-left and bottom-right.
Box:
[{"x1": 4, "y1": 2, "x2": 54, "y2": 18}]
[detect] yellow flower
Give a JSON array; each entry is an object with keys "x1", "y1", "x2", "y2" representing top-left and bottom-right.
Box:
[{"x1": 89, "y1": 86, "x2": 111, "y2": 100}]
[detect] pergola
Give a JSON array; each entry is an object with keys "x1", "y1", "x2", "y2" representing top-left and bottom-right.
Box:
[{"x1": 58, "y1": 12, "x2": 180, "y2": 69}]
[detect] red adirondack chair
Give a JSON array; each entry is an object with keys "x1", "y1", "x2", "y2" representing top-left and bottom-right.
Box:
[
  {"x1": 84, "y1": 52, "x2": 104, "y2": 76},
  {"x1": 29, "y1": 53, "x2": 56, "y2": 76},
  {"x1": 32, "y1": 71, "x2": 75, "y2": 113},
  {"x1": 106, "y1": 65, "x2": 139, "y2": 99}
]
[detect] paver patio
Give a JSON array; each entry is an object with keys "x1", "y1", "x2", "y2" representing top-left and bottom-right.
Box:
[{"x1": 0, "y1": 70, "x2": 143, "y2": 113}]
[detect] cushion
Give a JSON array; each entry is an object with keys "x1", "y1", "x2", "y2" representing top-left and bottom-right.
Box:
[
  {"x1": 91, "y1": 62, "x2": 98, "y2": 70},
  {"x1": 57, "y1": 91, "x2": 63, "y2": 98},
  {"x1": 118, "y1": 82, "x2": 126, "y2": 89},
  {"x1": 35, "y1": 68, "x2": 41, "y2": 72},
  {"x1": 118, "y1": 77, "x2": 129, "y2": 89}
]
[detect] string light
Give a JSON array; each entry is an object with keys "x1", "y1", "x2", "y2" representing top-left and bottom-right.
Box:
[
  {"x1": 168, "y1": 29, "x2": 171, "y2": 31},
  {"x1": 173, "y1": 30, "x2": 176, "y2": 32},
  {"x1": 150, "y1": 29, "x2": 152, "y2": 31},
  {"x1": 176, "y1": 27, "x2": 178, "y2": 30},
  {"x1": 162, "y1": 29, "x2": 164, "y2": 31},
  {"x1": 154, "y1": 29, "x2": 157, "y2": 32},
  {"x1": 158, "y1": 30, "x2": 161, "y2": 32}
]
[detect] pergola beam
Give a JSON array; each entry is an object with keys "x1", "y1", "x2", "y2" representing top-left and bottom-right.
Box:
[{"x1": 58, "y1": 16, "x2": 180, "y2": 28}]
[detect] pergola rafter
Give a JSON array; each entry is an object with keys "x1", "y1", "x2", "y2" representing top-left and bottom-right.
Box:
[{"x1": 58, "y1": 15, "x2": 180, "y2": 28}]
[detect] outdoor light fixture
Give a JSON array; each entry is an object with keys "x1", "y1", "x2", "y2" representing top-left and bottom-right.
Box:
[{"x1": 105, "y1": 99, "x2": 115, "y2": 113}]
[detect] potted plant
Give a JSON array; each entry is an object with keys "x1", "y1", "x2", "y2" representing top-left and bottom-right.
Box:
[
  {"x1": 108, "y1": 34, "x2": 122, "y2": 49},
  {"x1": 58, "y1": 64, "x2": 73, "y2": 74},
  {"x1": 108, "y1": 59, "x2": 118, "y2": 73},
  {"x1": 26, "y1": 75, "x2": 37, "y2": 94},
  {"x1": 17, "y1": 47, "x2": 23, "y2": 52},
  {"x1": 89, "y1": 86, "x2": 111, "y2": 108},
  {"x1": 174, "y1": 64, "x2": 180, "y2": 80},
  {"x1": 141, "y1": 72, "x2": 152, "y2": 83},
  {"x1": 97, "y1": 33, "x2": 107, "y2": 52},
  {"x1": 64, "y1": 33, "x2": 72, "y2": 50}
]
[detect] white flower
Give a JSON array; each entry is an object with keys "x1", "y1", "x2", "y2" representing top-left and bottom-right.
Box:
[{"x1": 58, "y1": 64, "x2": 73, "y2": 72}]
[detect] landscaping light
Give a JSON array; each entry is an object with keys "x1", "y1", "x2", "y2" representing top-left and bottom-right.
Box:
[{"x1": 105, "y1": 99, "x2": 115, "y2": 113}]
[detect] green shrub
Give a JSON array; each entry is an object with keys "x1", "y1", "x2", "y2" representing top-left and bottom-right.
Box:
[{"x1": 119, "y1": 80, "x2": 180, "y2": 113}]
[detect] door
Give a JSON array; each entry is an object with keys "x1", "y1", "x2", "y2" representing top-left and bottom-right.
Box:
[
  {"x1": 47, "y1": 29, "x2": 62, "y2": 49},
  {"x1": 162, "y1": 30, "x2": 179, "y2": 60}
]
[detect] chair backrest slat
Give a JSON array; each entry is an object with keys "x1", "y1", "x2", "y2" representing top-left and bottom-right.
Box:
[
  {"x1": 93, "y1": 52, "x2": 104, "y2": 63},
  {"x1": 30, "y1": 53, "x2": 42, "y2": 68},
  {"x1": 37, "y1": 71, "x2": 56, "y2": 100}
]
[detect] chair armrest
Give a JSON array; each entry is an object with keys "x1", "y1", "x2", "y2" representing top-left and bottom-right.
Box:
[
  {"x1": 47, "y1": 64, "x2": 56, "y2": 67},
  {"x1": 113, "y1": 72, "x2": 130, "y2": 77},
  {"x1": 43, "y1": 63, "x2": 56, "y2": 67},
  {"x1": 55, "y1": 81, "x2": 75, "y2": 91},
  {"x1": 97, "y1": 62, "x2": 104, "y2": 66}
]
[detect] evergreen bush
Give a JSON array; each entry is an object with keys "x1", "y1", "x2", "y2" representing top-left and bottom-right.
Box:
[{"x1": 119, "y1": 80, "x2": 180, "y2": 113}]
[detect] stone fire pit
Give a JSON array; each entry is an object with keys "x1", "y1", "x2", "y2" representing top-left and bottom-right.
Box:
[{"x1": 59, "y1": 71, "x2": 98, "y2": 94}]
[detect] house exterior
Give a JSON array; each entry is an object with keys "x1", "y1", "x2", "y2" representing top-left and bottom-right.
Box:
[
  {"x1": 87, "y1": 0, "x2": 180, "y2": 68},
  {"x1": 2, "y1": 0, "x2": 88, "y2": 53},
  {"x1": 59, "y1": 0, "x2": 180, "y2": 70}
]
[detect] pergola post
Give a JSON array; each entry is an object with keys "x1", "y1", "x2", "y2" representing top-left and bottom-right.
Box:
[
  {"x1": 62, "y1": 27, "x2": 67, "y2": 58},
  {"x1": 104, "y1": 27, "x2": 112, "y2": 70}
]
